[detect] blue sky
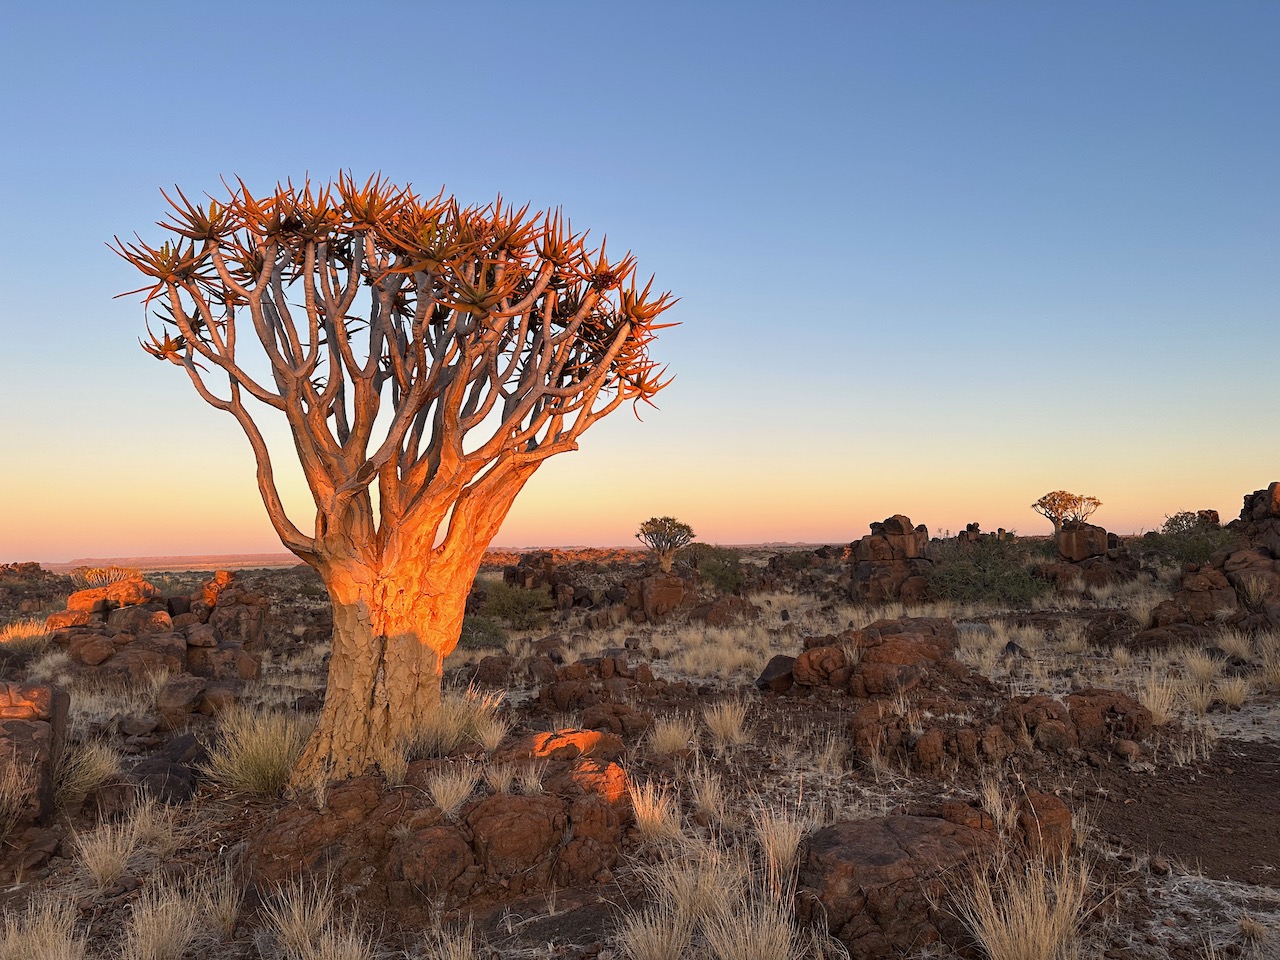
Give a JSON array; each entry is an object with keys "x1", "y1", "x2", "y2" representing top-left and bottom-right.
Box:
[{"x1": 1, "y1": 2, "x2": 1276, "y2": 560}]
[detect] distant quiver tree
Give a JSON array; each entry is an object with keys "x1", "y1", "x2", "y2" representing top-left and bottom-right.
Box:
[
  {"x1": 1030, "y1": 490, "x2": 1102, "y2": 538},
  {"x1": 636, "y1": 516, "x2": 695, "y2": 572},
  {"x1": 115, "y1": 175, "x2": 674, "y2": 784}
]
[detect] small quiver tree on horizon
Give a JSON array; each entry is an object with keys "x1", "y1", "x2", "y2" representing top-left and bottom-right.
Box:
[
  {"x1": 114, "y1": 175, "x2": 674, "y2": 786},
  {"x1": 635, "y1": 516, "x2": 695, "y2": 573},
  {"x1": 1031, "y1": 490, "x2": 1102, "y2": 539}
]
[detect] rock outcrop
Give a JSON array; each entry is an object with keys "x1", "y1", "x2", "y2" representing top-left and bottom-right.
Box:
[{"x1": 849, "y1": 515, "x2": 931, "y2": 603}]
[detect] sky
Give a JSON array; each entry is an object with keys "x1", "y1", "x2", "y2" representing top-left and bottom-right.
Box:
[{"x1": 0, "y1": 2, "x2": 1276, "y2": 562}]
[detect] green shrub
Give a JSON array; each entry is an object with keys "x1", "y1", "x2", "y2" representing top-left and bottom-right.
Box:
[
  {"x1": 457, "y1": 615, "x2": 508, "y2": 650},
  {"x1": 1141, "y1": 512, "x2": 1239, "y2": 566},
  {"x1": 925, "y1": 538, "x2": 1049, "y2": 605},
  {"x1": 473, "y1": 580, "x2": 549, "y2": 630},
  {"x1": 678, "y1": 543, "x2": 744, "y2": 594}
]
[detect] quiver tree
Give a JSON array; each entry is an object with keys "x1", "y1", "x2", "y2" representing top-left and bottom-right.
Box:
[
  {"x1": 115, "y1": 175, "x2": 674, "y2": 785},
  {"x1": 635, "y1": 516, "x2": 694, "y2": 572},
  {"x1": 1030, "y1": 490, "x2": 1102, "y2": 538}
]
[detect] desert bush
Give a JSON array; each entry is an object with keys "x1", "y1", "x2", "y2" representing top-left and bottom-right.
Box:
[
  {"x1": 678, "y1": 543, "x2": 744, "y2": 594},
  {"x1": 472, "y1": 580, "x2": 549, "y2": 631},
  {"x1": 456, "y1": 614, "x2": 508, "y2": 650},
  {"x1": 926, "y1": 538, "x2": 1050, "y2": 606},
  {"x1": 1140, "y1": 513, "x2": 1238, "y2": 567},
  {"x1": 202, "y1": 704, "x2": 314, "y2": 797}
]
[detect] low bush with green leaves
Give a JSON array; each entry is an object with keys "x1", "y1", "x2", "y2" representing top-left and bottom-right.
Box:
[
  {"x1": 926, "y1": 537, "x2": 1050, "y2": 605},
  {"x1": 1139, "y1": 512, "x2": 1238, "y2": 566},
  {"x1": 678, "y1": 543, "x2": 744, "y2": 594}
]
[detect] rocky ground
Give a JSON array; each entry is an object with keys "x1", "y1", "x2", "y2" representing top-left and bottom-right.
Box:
[{"x1": 1, "y1": 492, "x2": 1279, "y2": 960}]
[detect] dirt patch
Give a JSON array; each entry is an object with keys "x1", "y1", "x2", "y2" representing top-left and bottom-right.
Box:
[{"x1": 1094, "y1": 737, "x2": 1280, "y2": 887}]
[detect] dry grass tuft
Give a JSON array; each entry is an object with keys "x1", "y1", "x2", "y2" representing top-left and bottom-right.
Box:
[
  {"x1": 1182, "y1": 647, "x2": 1223, "y2": 685},
  {"x1": 949, "y1": 852, "x2": 1093, "y2": 960},
  {"x1": 202, "y1": 704, "x2": 314, "y2": 797},
  {"x1": 701, "y1": 895, "x2": 800, "y2": 960},
  {"x1": 0, "y1": 617, "x2": 53, "y2": 655},
  {"x1": 1216, "y1": 628, "x2": 1254, "y2": 661},
  {"x1": 262, "y1": 877, "x2": 336, "y2": 959},
  {"x1": 628, "y1": 780, "x2": 684, "y2": 844},
  {"x1": 980, "y1": 773, "x2": 1020, "y2": 837},
  {"x1": 515, "y1": 760, "x2": 547, "y2": 795},
  {"x1": 417, "y1": 919, "x2": 484, "y2": 960},
  {"x1": 119, "y1": 880, "x2": 200, "y2": 960},
  {"x1": 406, "y1": 686, "x2": 506, "y2": 759},
  {"x1": 751, "y1": 801, "x2": 813, "y2": 895},
  {"x1": 1110, "y1": 645, "x2": 1133, "y2": 670},
  {"x1": 1138, "y1": 670, "x2": 1179, "y2": 725},
  {"x1": 1215, "y1": 675, "x2": 1251, "y2": 710},
  {"x1": 75, "y1": 819, "x2": 140, "y2": 890},
  {"x1": 648, "y1": 713, "x2": 698, "y2": 755},
  {"x1": 615, "y1": 907, "x2": 694, "y2": 960},
  {"x1": 482, "y1": 762, "x2": 517, "y2": 794},
  {"x1": 425, "y1": 764, "x2": 481, "y2": 820},
  {"x1": 53, "y1": 740, "x2": 120, "y2": 812},
  {"x1": 0, "y1": 896, "x2": 87, "y2": 960},
  {"x1": 195, "y1": 859, "x2": 244, "y2": 939},
  {"x1": 703, "y1": 698, "x2": 751, "y2": 751}
]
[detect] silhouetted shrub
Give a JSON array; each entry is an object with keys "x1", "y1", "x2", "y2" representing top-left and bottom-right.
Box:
[{"x1": 458, "y1": 615, "x2": 508, "y2": 650}]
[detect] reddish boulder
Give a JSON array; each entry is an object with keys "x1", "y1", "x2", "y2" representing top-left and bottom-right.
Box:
[
  {"x1": 66, "y1": 577, "x2": 159, "y2": 613},
  {"x1": 467, "y1": 793, "x2": 565, "y2": 888},
  {"x1": 1058, "y1": 521, "x2": 1109, "y2": 562},
  {"x1": 1065, "y1": 688, "x2": 1153, "y2": 745},
  {"x1": 495, "y1": 729, "x2": 625, "y2": 763},
  {"x1": 798, "y1": 815, "x2": 996, "y2": 957}
]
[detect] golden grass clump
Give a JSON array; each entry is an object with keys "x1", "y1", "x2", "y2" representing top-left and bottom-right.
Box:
[
  {"x1": 405, "y1": 685, "x2": 506, "y2": 759},
  {"x1": 703, "y1": 697, "x2": 751, "y2": 751},
  {"x1": 949, "y1": 853, "x2": 1094, "y2": 960},
  {"x1": 53, "y1": 740, "x2": 120, "y2": 812},
  {"x1": 0, "y1": 617, "x2": 53, "y2": 655},
  {"x1": 1215, "y1": 675, "x2": 1251, "y2": 710},
  {"x1": 262, "y1": 877, "x2": 336, "y2": 959},
  {"x1": 1137, "y1": 670, "x2": 1179, "y2": 726},
  {"x1": 628, "y1": 780, "x2": 684, "y2": 844},
  {"x1": 751, "y1": 801, "x2": 813, "y2": 895},
  {"x1": 118, "y1": 881, "x2": 200, "y2": 960},
  {"x1": 417, "y1": 919, "x2": 484, "y2": 960},
  {"x1": 648, "y1": 713, "x2": 698, "y2": 755},
  {"x1": 0, "y1": 896, "x2": 87, "y2": 960},
  {"x1": 1215, "y1": 627, "x2": 1254, "y2": 661},
  {"x1": 203, "y1": 704, "x2": 314, "y2": 797},
  {"x1": 69, "y1": 565, "x2": 141, "y2": 588},
  {"x1": 1181, "y1": 646, "x2": 1223, "y2": 685},
  {"x1": 425, "y1": 764, "x2": 481, "y2": 820},
  {"x1": 75, "y1": 819, "x2": 140, "y2": 890}
]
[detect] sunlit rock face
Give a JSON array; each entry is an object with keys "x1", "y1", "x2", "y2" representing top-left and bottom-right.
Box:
[{"x1": 0, "y1": 681, "x2": 69, "y2": 827}]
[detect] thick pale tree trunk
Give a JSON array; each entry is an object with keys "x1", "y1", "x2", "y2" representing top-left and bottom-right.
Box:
[{"x1": 288, "y1": 553, "x2": 477, "y2": 788}]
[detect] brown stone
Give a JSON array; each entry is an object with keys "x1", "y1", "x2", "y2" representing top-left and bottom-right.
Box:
[
  {"x1": 793, "y1": 646, "x2": 848, "y2": 687},
  {"x1": 798, "y1": 815, "x2": 996, "y2": 957},
  {"x1": 1016, "y1": 790, "x2": 1073, "y2": 858},
  {"x1": 1058, "y1": 522, "x2": 1109, "y2": 562},
  {"x1": 66, "y1": 577, "x2": 159, "y2": 613},
  {"x1": 495, "y1": 729, "x2": 625, "y2": 763},
  {"x1": 106, "y1": 604, "x2": 173, "y2": 635}
]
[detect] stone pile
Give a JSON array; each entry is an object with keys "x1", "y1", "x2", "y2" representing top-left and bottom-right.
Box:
[
  {"x1": 757, "y1": 616, "x2": 1155, "y2": 773},
  {"x1": 246, "y1": 729, "x2": 629, "y2": 912},
  {"x1": 849, "y1": 515, "x2": 931, "y2": 603},
  {"x1": 1127, "y1": 482, "x2": 1280, "y2": 647},
  {"x1": 41, "y1": 571, "x2": 267, "y2": 728}
]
